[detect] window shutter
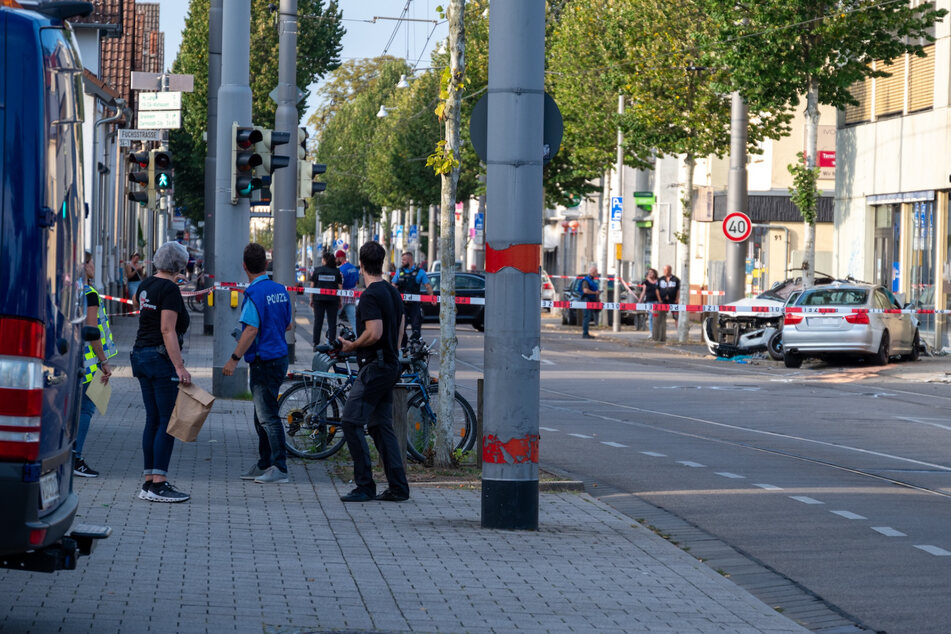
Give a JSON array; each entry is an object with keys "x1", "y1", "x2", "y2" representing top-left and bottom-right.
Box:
[
  {"x1": 844, "y1": 78, "x2": 872, "y2": 125},
  {"x1": 874, "y1": 57, "x2": 906, "y2": 118},
  {"x1": 908, "y1": 45, "x2": 935, "y2": 113}
]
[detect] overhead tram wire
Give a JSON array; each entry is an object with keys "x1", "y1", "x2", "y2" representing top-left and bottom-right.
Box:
[{"x1": 381, "y1": 0, "x2": 412, "y2": 58}]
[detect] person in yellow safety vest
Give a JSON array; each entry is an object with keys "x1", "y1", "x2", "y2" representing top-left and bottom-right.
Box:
[{"x1": 74, "y1": 252, "x2": 118, "y2": 478}]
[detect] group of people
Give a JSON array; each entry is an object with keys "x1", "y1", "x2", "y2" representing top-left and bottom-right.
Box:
[
  {"x1": 77, "y1": 239, "x2": 411, "y2": 506},
  {"x1": 578, "y1": 264, "x2": 681, "y2": 338}
]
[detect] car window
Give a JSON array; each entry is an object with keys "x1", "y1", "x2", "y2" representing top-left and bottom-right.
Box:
[
  {"x1": 456, "y1": 274, "x2": 484, "y2": 290},
  {"x1": 798, "y1": 289, "x2": 869, "y2": 306},
  {"x1": 874, "y1": 291, "x2": 892, "y2": 310},
  {"x1": 428, "y1": 274, "x2": 440, "y2": 288}
]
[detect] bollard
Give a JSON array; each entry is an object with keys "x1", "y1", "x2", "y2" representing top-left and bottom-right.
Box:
[
  {"x1": 392, "y1": 386, "x2": 409, "y2": 471},
  {"x1": 652, "y1": 308, "x2": 667, "y2": 342}
]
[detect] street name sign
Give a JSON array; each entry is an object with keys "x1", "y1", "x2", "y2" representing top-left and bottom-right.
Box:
[
  {"x1": 723, "y1": 211, "x2": 752, "y2": 242},
  {"x1": 118, "y1": 128, "x2": 164, "y2": 146}
]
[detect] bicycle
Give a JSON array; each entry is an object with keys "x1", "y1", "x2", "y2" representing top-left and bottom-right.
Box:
[{"x1": 276, "y1": 337, "x2": 476, "y2": 461}]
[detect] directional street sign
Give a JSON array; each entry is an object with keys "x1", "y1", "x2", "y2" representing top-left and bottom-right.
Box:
[
  {"x1": 138, "y1": 91, "x2": 182, "y2": 110},
  {"x1": 722, "y1": 211, "x2": 752, "y2": 242},
  {"x1": 138, "y1": 110, "x2": 181, "y2": 130}
]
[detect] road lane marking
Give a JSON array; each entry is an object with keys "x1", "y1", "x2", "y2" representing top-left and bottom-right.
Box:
[
  {"x1": 539, "y1": 426, "x2": 559, "y2": 432},
  {"x1": 895, "y1": 417, "x2": 951, "y2": 433},
  {"x1": 754, "y1": 484, "x2": 783, "y2": 490},
  {"x1": 640, "y1": 451, "x2": 667, "y2": 457},
  {"x1": 568, "y1": 433, "x2": 593, "y2": 439},
  {"x1": 831, "y1": 510, "x2": 867, "y2": 520},
  {"x1": 601, "y1": 441, "x2": 627, "y2": 448},
  {"x1": 677, "y1": 461, "x2": 706, "y2": 468},
  {"x1": 715, "y1": 472, "x2": 745, "y2": 479},
  {"x1": 872, "y1": 527, "x2": 906, "y2": 537},
  {"x1": 790, "y1": 496, "x2": 824, "y2": 505},
  {"x1": 914, "y1": 545, "x2": 951, "y2": 556}
]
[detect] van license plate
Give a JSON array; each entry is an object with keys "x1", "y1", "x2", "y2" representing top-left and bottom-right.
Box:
[{"x1": 40, "y1": 471, "x2": 59, "y2": 510}]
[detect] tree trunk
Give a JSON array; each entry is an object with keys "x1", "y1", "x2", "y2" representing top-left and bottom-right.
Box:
[
  {"x1": 436, "y1": 0, "x2": 465, "y2": 468},
  {"x1": 677, "y1": 155, "x2": 695, "y2": 342},
  {"x1": 801, "y1": 78, "x2": 820, "y2": 288}
]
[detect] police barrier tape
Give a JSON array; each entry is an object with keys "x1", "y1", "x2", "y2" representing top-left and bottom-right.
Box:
[{"x1": 99, "y1": 285, "x2": 951, "y2": 316}]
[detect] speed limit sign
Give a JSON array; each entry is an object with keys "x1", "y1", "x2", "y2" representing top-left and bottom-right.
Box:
[{"x1": 722, "y1": 211, "x2": 752, "y2": 242}]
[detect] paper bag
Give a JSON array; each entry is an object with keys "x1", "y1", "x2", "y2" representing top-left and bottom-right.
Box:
[
  {"x1": 167, "y1": 382, "x2": 215, "y2": 442},
  {"x1": 85, "y1": 370, "x2": 112, "y2": 415}
]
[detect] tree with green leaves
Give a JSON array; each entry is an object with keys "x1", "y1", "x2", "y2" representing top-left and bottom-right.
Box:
[
  {"x1": 169, "y1": 0, "x2": 344, "y2": 229},
  {"x1": 704, "y1": 0, "x2": 946, "y2": 286},
  {"x1": 550, "y1": 0, "x2": 790, "y2": 341}
]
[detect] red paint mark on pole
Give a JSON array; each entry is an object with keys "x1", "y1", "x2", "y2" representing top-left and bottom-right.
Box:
[
  {"x1": 485, "y1": 242, "x2": 541, "y2": 274},
  {"x1": 482, "y1": 434, "x2": 540, "y2": 464}
]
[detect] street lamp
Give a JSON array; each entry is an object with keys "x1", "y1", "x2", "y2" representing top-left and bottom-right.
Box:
[
  {"x1": 396, "y1": 74, "x2": 410, "y2": 89},
  {"x1": 376, "y1": 105, "x2": 395, "y2": 118}
]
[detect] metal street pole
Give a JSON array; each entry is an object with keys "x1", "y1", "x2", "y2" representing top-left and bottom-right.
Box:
[
  {"x1": 203, "y1": 0, "x2": 222, "y2": 335},
  {"x1": 212, "y1": 0, "x2": 253, "y2": 397},
  {"x1": 482, "y1": 0, "x2": 544, "y2": 531},
  {"x1": 613, "y1": 93, "x2": 624, "y2": 333},
  {"x1": 274, "y1": 0, "x2": 299, "y2": 362},
  {"x1": 725, "y1": 91, "x2": 748, "y2": 303}
]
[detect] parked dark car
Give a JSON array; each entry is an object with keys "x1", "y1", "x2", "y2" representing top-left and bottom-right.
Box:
[
  {"x1": 421, "y1": 272, "x2": 486, "y2": 331},
  {"x1": 559, "y1": 276, "x2": 640, "y2": 327}
]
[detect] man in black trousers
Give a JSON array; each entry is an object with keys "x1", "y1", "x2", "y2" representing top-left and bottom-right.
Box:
[{"x1": 338, "y1": 241, "x2": 410, "y2": 502}]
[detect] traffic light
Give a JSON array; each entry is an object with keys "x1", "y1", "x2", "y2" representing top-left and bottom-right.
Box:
[
  {"x1": 298, "y1": 161, "x2": 327, "y2": 200},
  {"x1": 251, "y1": 127, "x2": 290, "y2": 205},
  {"x1": 152, "y1": 149, "x2": 173, "y2": 193},
  {"x1": 127, "y1": 150, "x2": 152, "y2": 207},
  {"x1": 230, "y1": 123, "x2": 263, "y2": 203}
]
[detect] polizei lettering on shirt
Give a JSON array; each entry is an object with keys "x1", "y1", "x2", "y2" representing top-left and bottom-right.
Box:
[{"x1": 266, "y1": 292, "x2": 289, "y2": 305}]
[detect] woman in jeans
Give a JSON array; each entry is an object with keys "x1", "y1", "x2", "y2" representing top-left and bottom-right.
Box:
[
  {"x1": 638, "y1": 268, "x2": 660, "y2": 334},
  {"x1": 131, "y1": 241, "x2": 191, "y2": 503}
]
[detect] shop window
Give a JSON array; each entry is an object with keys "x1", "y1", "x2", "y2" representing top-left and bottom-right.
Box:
[{"x1": 911, "y1": 201, "x2": 935, "y2": 338}]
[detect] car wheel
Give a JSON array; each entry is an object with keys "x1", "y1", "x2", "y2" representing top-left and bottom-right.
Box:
[
  {"x1": 783, "y1": 353, "x2": 802, "y2": 369},
  {"x1": 873, "y1": 331, "x2": 890, "y2": 366},
  {"x1": 903, "y1": 329, "x2": 921, "y2": 362},
  {"x1": 472, "y1": 311, "x2": 485, "y2": 332},
  {"x1": 767, "y1": 331, "x2": 784, "y2": 361}
]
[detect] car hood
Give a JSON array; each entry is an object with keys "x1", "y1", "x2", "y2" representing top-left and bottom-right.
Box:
[{"x1": 722, "y1": 296, "x2": 785, "y2": 312}]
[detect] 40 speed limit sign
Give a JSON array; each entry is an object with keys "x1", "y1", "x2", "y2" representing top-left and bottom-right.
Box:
[{"x1": 722, "y1": 211, "x2": 752, "y2": 242}]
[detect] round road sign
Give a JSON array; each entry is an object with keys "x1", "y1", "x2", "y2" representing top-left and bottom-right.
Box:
[{"x1": 722, "y1": 211, "x2": 752, "y2": 242}]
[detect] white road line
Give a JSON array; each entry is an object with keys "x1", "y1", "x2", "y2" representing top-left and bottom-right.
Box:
[
  {"x1": 754, "y1": 484, "x2": 783, "y2": 490},
  {"x1": 790, "y1": 496, "x2": 824, "y2": 505},
  {"x1": 601, "y1": 441, "x2": 627, "y2": 448},
  {"x1": 872, "y1": 527, "x2": 907, "y2": 537},
  {"x1": 540, "y1": 358, "x2": 555, "y2": 365},
  {"x1": 568, "y1": 433, "x2": 593, "y2": 439},
  {"x1": 715, "y1": 472, "x2": 745, "y2": 479},
  {"x1": 831, "y1": 510, "x2": 867, "y2": 520},
  {"x1": 677, "y1": 461, "x2": 706, "y2": 468},
  {"x1": 539, "y1": 427, "x2": 559, "y2": 432},
  {"x1": 640, "y1": 451, "x2": 667, "y2": 457},
  {"x1": 914, "y1": 545, "x2": 951, "y2": 557}
]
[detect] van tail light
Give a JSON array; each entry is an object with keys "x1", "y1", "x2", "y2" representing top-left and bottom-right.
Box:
[
  {"x1": 0, "y1": 317, "x2": 45, "y2": 462},
  {"x1": 784, "y1": 313, "x2": 803, "y2": 325},
  {"x1": 845, "y1": 312, "x2": 870, "y2": 325}
]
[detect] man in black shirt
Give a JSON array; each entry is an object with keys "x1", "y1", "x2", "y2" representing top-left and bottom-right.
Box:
[
  {"x1": 338, "y1": 241, "x2": 409, "y2": 502},
  {"x1": 310, "y1": 251, "x2": 342, "y2": 348},
  {"x1": 657, "y1": 265, "x2": 681, "y2": 323}
]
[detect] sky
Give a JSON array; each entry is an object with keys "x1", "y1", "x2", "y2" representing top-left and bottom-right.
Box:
[{"x1": 159, "y1": 0, "x2": 449, "y2": 122}]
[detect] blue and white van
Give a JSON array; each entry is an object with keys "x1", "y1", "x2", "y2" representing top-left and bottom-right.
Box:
[{"x1": 0, "y1": 0, "x2": 108, "y2": 572}]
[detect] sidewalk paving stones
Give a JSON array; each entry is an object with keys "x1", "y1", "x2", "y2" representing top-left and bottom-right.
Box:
[{"x1": 0, "y1": 314, "x2": 807, "y2": 633}]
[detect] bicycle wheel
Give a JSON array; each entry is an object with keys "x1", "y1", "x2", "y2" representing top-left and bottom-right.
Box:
[
  {"x1": 405, "y1": 385, "x2": 476, "y2": 461},
  {"x1": 278, "y1": 381, "x2": 346, "y2": 459}
]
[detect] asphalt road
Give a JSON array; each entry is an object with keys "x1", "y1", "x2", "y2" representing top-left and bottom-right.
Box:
[{"x1": 431, "y1": 321, "x2": 951, "y2": 634}]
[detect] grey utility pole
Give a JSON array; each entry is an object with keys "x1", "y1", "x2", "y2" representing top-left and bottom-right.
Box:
[
  {"x1": 482, "y1": 0, "x2": 545, "y2": 531},
  {"x1": 212, "y1": 0, "x2": 253, "y2": 397},
  {"x1": 274, "y1": 0, "x2": 299, "y2": 362},
  {"x1": 724, "y1": 91, "x2": 748, "y2": 303},
  {"x1": 612, "y1": 93, "x2": 624, "y2": 333},
  {"x1": 203, "y1": 0, "x2": 222, "y2": 335}
]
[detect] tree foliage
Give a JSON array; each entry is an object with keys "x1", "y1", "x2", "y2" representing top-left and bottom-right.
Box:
[{"x1": 169, "y1": 0, "x2": 344, "y2": 229}]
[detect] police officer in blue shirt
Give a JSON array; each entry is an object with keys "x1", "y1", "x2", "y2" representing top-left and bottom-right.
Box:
[
  {"x1": 393, "y1": 252, "x2": 432, "y2": 341},
  {"x1": 336, "y1": 249, "x2": 360, "y2": 329},
  {"x1": 223, "y1": 243, "x2": 293, "y2": 484},
  {"x1": 581, "y1": 264, "x2": 601, "y2": 339}
]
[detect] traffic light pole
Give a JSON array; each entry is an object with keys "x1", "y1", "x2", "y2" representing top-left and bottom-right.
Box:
[
  {"x1": 203, "y1": 0, "x2": 222, "y2": 336},
  {"x1": 482, "y1": 0, "x2": 545, "y2": 531},
  {"x1": 212, "y1": 0, "x2": 253, "y2": 398},
  {"x1": 274, "y1": 0, "x2": 299, "y2": 362}
]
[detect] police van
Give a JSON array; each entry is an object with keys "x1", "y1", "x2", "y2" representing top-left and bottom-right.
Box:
[{"x1": 0, "y1": 0, "x2": 109, "y2": 572}]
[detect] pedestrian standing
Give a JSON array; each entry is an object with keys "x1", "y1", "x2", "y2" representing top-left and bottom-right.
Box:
[
  {"x1": 336, "y1": 248, "x2": 360, "y2": 329},
  {"x1": 224, "y1": 243, "x2": 294, "y2": 484},
  {"x1": 392, "y1": 252, "x2": 432, "y2": 342},
  {"x1": 657, "y1": 265, "x2": 681, "y2": 323},
  {"x1": 339, "y1": 241, "x2": 410, "y2": 503},
  {"x1": 580, "y1": 265, "x2": 601, "y2": 339},
  {"x1": 130, "y1": 241, "x2": 191, "y2": 503},
  {"x1": 125, "y1": 252, "x2": 144, "y2": 300},
  {"x1": 310, "y1": 251, "x2": 342, "y2": 348},
  {"x1": 73, "y1": 252, "x2": 116, "y2": 478},
  {"x1": 638, "y1": 268, "x2": 659, "y2": 334}
]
